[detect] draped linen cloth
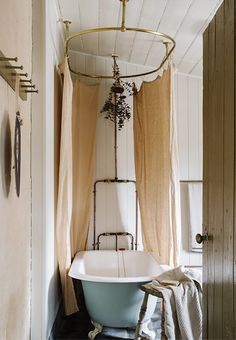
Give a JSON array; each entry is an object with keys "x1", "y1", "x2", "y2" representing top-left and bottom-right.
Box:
[
  {"x1": 70, "y1": 80, "x2": 99, "y2": 255},
  {"x1": 134, "y1": 67, "x2": 180, "y2": 266},
  {"x1": 56, "y1": 59, "x2": 99, "y2": 315}
]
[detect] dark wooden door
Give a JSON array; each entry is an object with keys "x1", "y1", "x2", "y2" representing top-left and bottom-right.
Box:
[{"x1": 203, "y1": 0, "x2": 235, "y2": 338}]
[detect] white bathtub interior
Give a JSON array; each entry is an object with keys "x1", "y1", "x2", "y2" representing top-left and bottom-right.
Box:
[{"x1": 69, "y1": 250, "x2": 169, "y2": 283}]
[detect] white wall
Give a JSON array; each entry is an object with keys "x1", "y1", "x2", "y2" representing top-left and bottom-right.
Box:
[
  {"x1": 45, "y1": 0, "x2": 64, "y2": 335},
  {"x1": 0, "y1": 1, "x2": 32, "y2": 339},
  {"x1": 0, "y1": 0, "x2": 32, "y2": 340},
  {"x1": 175, "y1": 72, "x2": 203, "y2": 180},
  {"x1": 175, "y1": 72, "x2": 203, "y2": 267},
  {"x1": 32, "y1": 0, "x2": 64, "y2": 338}
]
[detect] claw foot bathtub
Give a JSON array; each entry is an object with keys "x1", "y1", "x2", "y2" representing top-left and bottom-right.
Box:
[{"x1": 69, "y1": 250, "x2": 167, "y2": 338}]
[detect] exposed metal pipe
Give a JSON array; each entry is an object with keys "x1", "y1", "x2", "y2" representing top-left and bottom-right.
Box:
[
  {"x1": 120, "y1": 0, "x2": 127, "y2": 32},
  {"x1": 92, "y1": 55, "x2": 139, "y2": 251},
  {"x1": 97, "y1": 232, "x2": 134, "y2": 251},
  {"x1": 93, "y1": 182, "x2": 97, "y2": 250},
  {"x1": 114, "y1": 89, "x2": 118, "y2": 179},
  {"x1": 135, "y1": 189, "x2": 138, "y2": 250},
  {"x1": 112, "y1": 54, "x2": 119, "y2": 180},
  {"x1": 93, "y1": 179, "x2": 138, "y2": 250}
]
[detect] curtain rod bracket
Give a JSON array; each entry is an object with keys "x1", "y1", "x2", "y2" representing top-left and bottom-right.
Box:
[{"x1": 63, "y1": 20, "x2": 72, "y2": 39}]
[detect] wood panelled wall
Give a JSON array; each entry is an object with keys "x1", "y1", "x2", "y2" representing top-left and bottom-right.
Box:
[
  {"x1": 203, "y1": 0, "x2": 235, "y2": 338},
  {"x1": 71, "y1": 52, "x2": 202, "y2": 266}
]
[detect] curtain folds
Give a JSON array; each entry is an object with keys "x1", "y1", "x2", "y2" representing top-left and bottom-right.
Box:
[
  {"x1": 134, "y1": 66, "x2": 180, "y2": 266},
  {"x1": 56, "y1": 59, "x2": 99, "y2": 315},
  {"x1": 70, "y1": 80, "x2": 98, "y2": 255}
]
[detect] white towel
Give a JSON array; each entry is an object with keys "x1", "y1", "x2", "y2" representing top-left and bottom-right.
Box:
[
  {"x1": 188, "y1": 183, "x2": 202, "y2": 251},
  {"x1": 152, "y1": 266, "x2": 202, "y2": 340}
]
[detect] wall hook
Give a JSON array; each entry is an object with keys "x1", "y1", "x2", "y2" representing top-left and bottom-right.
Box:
[
  {"x1": 0, "y1": 57, "x2": 18, "y2": 62},
  {"x1": 20, "y1": 79, "x2": 32, "y2": 83},
  {"x1": 0, "y1": 48, "x2": 37, "y2": 101},
  {"x1": 18, "y1": 73, "x2": 28, "y2": 77},
  {"x1": 20, "y1": 84, "x2": 35, "y2": 89},
  {"x1": 6, "y1": 65, "x2": 23, "y2": 70},
  {"x1": 25, "y1": 89, "x2": 38, "y2": 93}
]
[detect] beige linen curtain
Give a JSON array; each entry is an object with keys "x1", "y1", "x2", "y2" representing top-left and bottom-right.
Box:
[
  {"x1": 56, "y1": 58, "x2": 99, "y2": 315},
  {"x1": 70, "y1": 80, "x2": 98, "y2": 255},
  {"x1": 134, "y1": 66, "x2": 180, "y2": 266}
]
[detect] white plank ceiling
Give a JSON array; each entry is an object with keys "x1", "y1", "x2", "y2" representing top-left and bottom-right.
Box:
[{"x1": 57, "y1": 0, "x2": 223, "y2": 77}]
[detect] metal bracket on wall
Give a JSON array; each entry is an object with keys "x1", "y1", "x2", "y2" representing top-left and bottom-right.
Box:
[{"x1": 0, "y1": 49, "x2": 38, "y2": 100}]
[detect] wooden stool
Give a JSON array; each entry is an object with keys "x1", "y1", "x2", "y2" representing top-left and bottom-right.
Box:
[{"x1": 134, "y1": 283, "x2": 167, "y2": 340}]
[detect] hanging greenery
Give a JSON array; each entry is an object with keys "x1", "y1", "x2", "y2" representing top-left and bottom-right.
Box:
[
  {"x1": 100, "y1": 56, "x2": 137, "y2": 130},
  {"x1": 100, "y1": 81, "x2": 135, "y2": 130}
]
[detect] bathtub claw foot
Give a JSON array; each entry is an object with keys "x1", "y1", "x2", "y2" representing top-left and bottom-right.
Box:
[
  {"x1": 88, "y1": 320, "x2": 103, "y2": 340},
  {"x1": 141, "y1": 320, "x2": 156, "y2": 339}
]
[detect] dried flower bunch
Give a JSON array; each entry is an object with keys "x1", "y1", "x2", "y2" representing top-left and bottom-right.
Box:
[{"x1": 100, "y1": 56, "x2": 136, "y2": 130}]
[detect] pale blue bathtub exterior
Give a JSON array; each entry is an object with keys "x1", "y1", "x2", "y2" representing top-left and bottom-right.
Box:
[
  {"x1": 81, "y1": 280, "x2": 157, "y2": 328},
  {"x1": 69, "y1": 251, "x2": 166, "y2": 328}
]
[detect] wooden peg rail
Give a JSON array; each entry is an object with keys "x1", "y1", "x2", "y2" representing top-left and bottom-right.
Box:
[{"x1": 0, "y1": 49, "x2": 38, "y2": 101}]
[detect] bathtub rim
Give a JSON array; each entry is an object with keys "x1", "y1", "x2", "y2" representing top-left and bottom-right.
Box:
[{"x1": 68, "y1": 250, "x2": 169, "y2": 283}]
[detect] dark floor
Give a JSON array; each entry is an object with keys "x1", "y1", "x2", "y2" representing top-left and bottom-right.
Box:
[
  {"x1": 53, "y1": 281, "x2": 160, "y2": 340},
  {"x1": 53, "y1": 281, "x2": 131, "y2": 339},
  {"x1": 54, "y1": 305, "x2": 161, "y2": 340},
  {"x1": 54, "y1": 310, "x2": 133, "y2": 340}
]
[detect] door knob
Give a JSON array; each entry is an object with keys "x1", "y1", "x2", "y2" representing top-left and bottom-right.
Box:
[{"x1": 196, "y1": 233, "x2": 208, "y2": 244}]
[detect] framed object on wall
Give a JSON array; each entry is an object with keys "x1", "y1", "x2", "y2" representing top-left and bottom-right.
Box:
[{"x1": 14, "y1": 111, "x2": 22, "y2": 197}]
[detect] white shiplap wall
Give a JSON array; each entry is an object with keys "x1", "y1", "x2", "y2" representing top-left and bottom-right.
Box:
[
  {"x1": 175, "y1": 72, "x2": 203, "y2": 180},
  {"x1": 31, "y1": 0, "x2": 64, "y2": 338},
  {"x1": 71, "y1": 52, "x2": 202, "y2": 265},
  {"x1": 174, "y1": 72, "x2": 203, "y2": 267}
]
